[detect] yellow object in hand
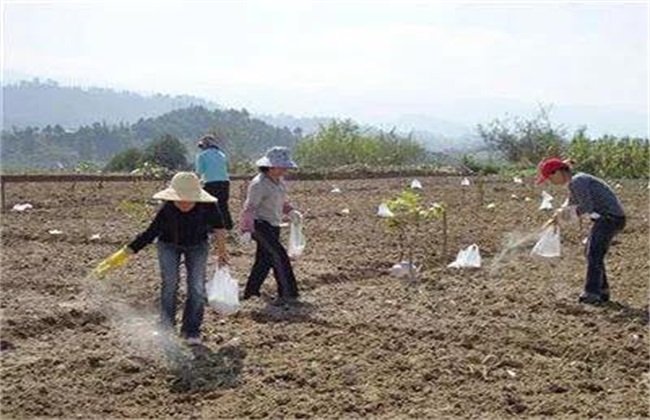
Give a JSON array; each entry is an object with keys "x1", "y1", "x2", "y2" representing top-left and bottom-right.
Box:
[{"x1": 93, "y1": 246, "x2": 130, "y2": 277}]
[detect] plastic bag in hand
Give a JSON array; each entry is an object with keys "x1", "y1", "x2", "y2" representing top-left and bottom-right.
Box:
[
  {"x1": 531, "y1": 225, "x2": 561, "y2": 258},
  {"x1": 206, "y1": 266, "x2": 240, "y2": 315},
  {"x1": 288, "y1": 218, "x2": 306, "y2": 258}
]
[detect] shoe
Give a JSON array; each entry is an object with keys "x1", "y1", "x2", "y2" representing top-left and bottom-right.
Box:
[
  {"x1": 242, "y1": 292, "x2": 260, "y2": 300},
  {"x1": 185, "y1": 337, "x2": 202, "y2": 345},
  {"x1": 601, "y1": 290, "x2": 610, "y2": 302},
  {"x1": 578, "y1": 293, "x2": 605, "y2": 305}
]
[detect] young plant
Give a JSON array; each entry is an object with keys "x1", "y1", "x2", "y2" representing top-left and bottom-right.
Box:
[{"x1": 384, "y1": 189, "x2": 445, "y2": 280}]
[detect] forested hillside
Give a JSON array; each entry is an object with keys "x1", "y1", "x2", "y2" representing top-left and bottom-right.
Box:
[{"x1": 1, "y1": 106, "x2": 298, "y2": 170}]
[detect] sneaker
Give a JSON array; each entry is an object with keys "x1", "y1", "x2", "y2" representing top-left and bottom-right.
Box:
[
  {"x1": 578, "y1": 293, "x2": 605, "y2": 305},
  {"x1": 185, "y1": 337, "x2": 202, "y2": 346}
]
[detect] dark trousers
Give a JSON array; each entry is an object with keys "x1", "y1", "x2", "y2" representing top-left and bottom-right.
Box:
[
  {"x1": 244, "y1": 220, "x2": 299, "y2": 299},
  {"x1": 203, "y1": 181, "x2": 233, "y2": 230},
  {"x1": 584, "y1": 215, "x2": 625, "y2": 297}
]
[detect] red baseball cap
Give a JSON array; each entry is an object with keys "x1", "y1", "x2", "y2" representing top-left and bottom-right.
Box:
[{"x1": 536, "y1": 158, "x2": 570, "y2": 184}]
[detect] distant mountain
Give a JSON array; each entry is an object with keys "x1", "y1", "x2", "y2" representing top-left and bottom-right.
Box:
[
  {"x1": 1, "y1": 79, "x2": 218, "y2": 129},
  {"x1": 257, "y1": 114, "x2": 333, "y2": 136}
]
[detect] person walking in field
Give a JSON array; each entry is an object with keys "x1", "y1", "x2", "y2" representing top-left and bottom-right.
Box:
[
  {"x1": 536, "y1": 158, "x2": 626, "y2": 305},
  {"x1": 110, "y1": 172, "x2": 229, "y2": 345},
  {"x1": 195, "y1": 133, "x2": 234, "y2": 230},
  {"x1": 239, "y1": 147, "x2": 302, "y2": 305}
]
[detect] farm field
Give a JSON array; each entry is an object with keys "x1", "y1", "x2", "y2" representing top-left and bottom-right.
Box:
[{"x1": 1, "y1": 175, "x2": 648, "y2": 418}]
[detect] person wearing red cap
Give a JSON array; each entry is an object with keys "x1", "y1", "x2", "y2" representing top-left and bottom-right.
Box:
[{"x1": 536, "y1": 157, "x2": 625, "y2": 305}]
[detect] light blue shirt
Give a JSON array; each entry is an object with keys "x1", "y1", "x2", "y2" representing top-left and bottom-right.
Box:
[{"x1": 195, "y1": 148, "x2": 229, "y2": 182}]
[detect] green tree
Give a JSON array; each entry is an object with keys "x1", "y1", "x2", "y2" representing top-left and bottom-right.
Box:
[
  {"x1": 295, "y1": 119, "x2": 429, "y2": 169},
  {"x1": 143, "y1": 134, "x2": 187, "y2": 170},
  {"x1": 104, "y1": 148, "x2": 143, "y2": 172},
  {"x1": 477, "y1": 105, "x2": 566, "y2": 165}
]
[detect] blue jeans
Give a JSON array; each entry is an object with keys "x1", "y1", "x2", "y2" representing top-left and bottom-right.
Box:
[
  {"x1": 157, "y1": 240, "x2": 209, "y2": 338},
  {"x1": 584, "y1": 215, "x2": 625, "y2": 297}
]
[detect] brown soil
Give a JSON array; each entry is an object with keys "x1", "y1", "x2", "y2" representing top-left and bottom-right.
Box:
[{"x1": 1, "y1": 176, "x2": 648, "y2": 418}]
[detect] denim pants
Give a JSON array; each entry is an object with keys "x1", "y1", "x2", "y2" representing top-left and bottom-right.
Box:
[
  {"x1": 157, "y1": 240, "x2": 209, "y2": 338},
  {"x1": 244, "y1": 220, "x2": 299, "y2": 299},
  {"x1": 584, "y1": 215, "x2": 625, "y2": 297}
]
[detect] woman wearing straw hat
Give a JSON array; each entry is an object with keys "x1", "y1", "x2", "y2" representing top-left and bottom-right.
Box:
[
  {"x1": 195, "y1": 133, "x2": 234, "y2": 230},
  {"x1": 125, "y1": 172, "x2": 228, "y2": 345},
  {"x1": 239, "y1": 147, "x2": 302, "y2": 305}
]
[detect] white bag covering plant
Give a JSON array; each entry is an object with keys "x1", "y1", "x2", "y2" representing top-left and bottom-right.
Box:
[
  {"x1": 539, "y1": 190, "x2": 554, "y2": 210},
  {"x1": 389, "y1": 261, "x2": 420, "y2": 279},
  {"x1": 461, "y1": 177, "x2": 471, "y2": 186},
  {"x1": 206, "y1": 266, "x2": 241, "y2": 315},
  {"x1": 377, "y1": 203, "x2": 395, "y2": 218},
  {"x1": 410, "y1": 179, "x2": 423, "y2": 190},
  {"x1": 531, "y1": 225, "x2": 561, "y2": 258},
  {"x1": 448, "y1": 244, "x2": 482, "y2": 268},
  {"x1": 330, "y1": 187, "x2": 342, "y2": 193},
  {"x1": 288, "y1": 218, "x2": 307, "y2": 258},
  {"x1": 12, "y1": 203, "x2": 33, "y2": 212},
  {"x1": 513, "y1": 177, "x2": 523, "y2": 184}
]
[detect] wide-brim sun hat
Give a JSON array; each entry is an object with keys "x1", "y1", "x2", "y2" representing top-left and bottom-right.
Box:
[
  {"x1": 153, "y1": 172, "x2": 217, "y2": 202},
  {"x1": 255, "y1": 146, "x2": 298, "y2": 168},
  {"x1": 536, "y1": 157, "x2": 570, "y2": 184}
]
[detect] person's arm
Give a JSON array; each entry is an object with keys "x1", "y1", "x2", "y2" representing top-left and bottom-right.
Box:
[
  {"x1": 195, "y1": 153, "x2": 206, "y2": 181},
  {"x1": 239, "y1": 181, "x2": 265, "y2": 233},
  {"x1": 127, "y1": 205, "x2": 165, "y2": 253},
  {"x1": 568, "y1": 177, "x2": 595, "y2": 216}
]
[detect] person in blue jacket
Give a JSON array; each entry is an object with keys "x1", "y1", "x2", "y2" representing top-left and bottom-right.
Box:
[{"x1": 195, "y1": 134, "x2": 233, "y2": 230}]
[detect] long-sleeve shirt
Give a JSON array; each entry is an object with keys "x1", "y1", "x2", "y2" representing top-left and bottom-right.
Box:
[
  {"x1": 239, "y1": 173, "x2": 292, "y2": 231},
  {"x1": 568, "y1": 172, "x2": 625, "y2": 218},
  {"x1": 128, "y1": 201, "x2": 225, "y2": 253},
  {"x1": 195, "y1": 148, "x2": 229, "y2": 183}
]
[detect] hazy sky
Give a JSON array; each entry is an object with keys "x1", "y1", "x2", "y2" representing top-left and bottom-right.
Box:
[{"x1": 2, "y1": 0, "x2": 649, "y2": 122}]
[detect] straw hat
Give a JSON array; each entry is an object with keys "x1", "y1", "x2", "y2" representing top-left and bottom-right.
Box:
[
  {"x1": 153, "y1": 172, "x2": 217, "y2": 202},
  {"x1": 255, "y1": 147, "x2": 298, "y2": 168}
]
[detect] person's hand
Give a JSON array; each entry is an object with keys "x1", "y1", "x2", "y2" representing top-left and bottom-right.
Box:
[
  {"x1": 217, "y1": 251, "x2": 229, "y2": 267},
  {"x1": 289, "y1": 209, "x2": 303, "y2": 224},
  {"x1": 556, "y1": 205, "x2": 578, "y2": 224},
  {"x1": 240, "y1": 232, "x2": 253, "y2": 245}
]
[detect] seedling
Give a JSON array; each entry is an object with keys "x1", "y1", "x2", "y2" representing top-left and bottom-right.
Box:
[{"x1": 383, "y1": 189, "x2": 446, "y2": 281}]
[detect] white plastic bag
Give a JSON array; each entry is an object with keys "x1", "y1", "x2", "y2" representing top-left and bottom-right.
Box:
[
  {"x1": 12, "y1": 203, "x2": 33, "y2": 212},
  {"x1": 513, "y1": 177, "x2": 523, "y2": 184},
  {"x1": 288, "y1": 219, "x2": 306, "y2": 258},
  {"x1": 389, "y1": 261, "x2": 420, "y2": 278},
  {"x1": 410, "y1": 179, "x2": 423, "y2": 190},
  {"x1": 461, "y1": 177, "x2": 471, "y2": 186},
  {"x1": 377, "y1": 203, "x2": 395, "y2": 218},
  {"x1": 539, "y1": 191, "x2": 554, "y2": 210},
  {"x1": 206, "y1": 266, "x2": 240, "y2": 315},
  {"x1": 448, "y1": 244, "x2": 482, "y2": 268},
  {"x1": 531, "y1": 226, "x2": 561, "y2": 258},
  {"x1": 330, "y1": 187, "x2": 342, "y2": 193}
]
